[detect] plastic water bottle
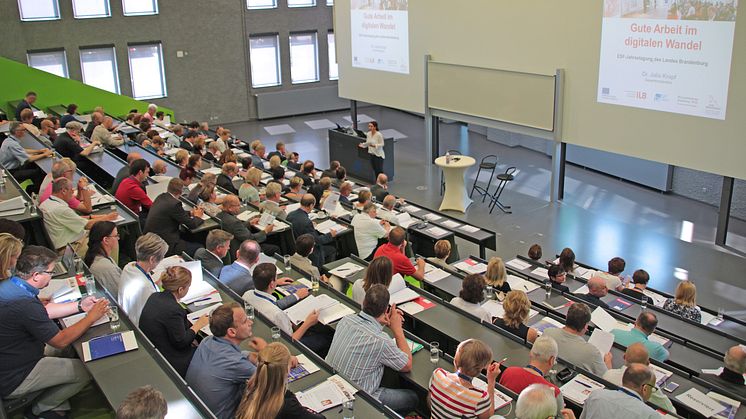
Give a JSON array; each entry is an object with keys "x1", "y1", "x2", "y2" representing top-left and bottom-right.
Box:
[
  {"x1": 29, "y1": 194, "x2": 38, "y2": 216},
  {"x1": 545, "y1": 281, "x2": 552, "y2": 298}
]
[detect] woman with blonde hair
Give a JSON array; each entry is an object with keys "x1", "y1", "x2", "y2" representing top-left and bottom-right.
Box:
[
  {"x1": 494, "y1": 290, "x2": 538, "y2": 343},
  {"x1": 269, "y1": 155, "x2": 282, "y2": 170},
  {"x1": 236, "y1": 342, "x2": 323, "y2": 419},
  {"x1": 427, "y1": 240, "x2": 451, "y2": 268},
  {"x1": 174, "y1": 149, "x2": 189, "y2": 168},
  {"x1": 239, "y1": 167, "x2": 262, "y2": 204},
  {"x1": 0, "y1": 233, "x2": 23, "y2": 280},
  {"x1": 485, "y1": 257, "x2": 510, "y2": 294},
  {"x1": 663, "y1": 281, "x2": 701, "y2": 322},
  {"x1": 139, "y1": 266, "x2": 208, "y2": 377}
]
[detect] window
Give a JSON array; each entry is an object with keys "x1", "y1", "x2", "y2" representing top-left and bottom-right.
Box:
[
  {"x1": 72, "y1": 0, "x2": 110, "y2": 18},
  {"x1": 249, "y1": 35, "x2": 281, "y2": 88},
  {"x1": 327, "y1": 0, "x2": 333, "y2": 5},
  {"x1": 127, "y1": 43, "x2": 167, "y2": 99},
  {"x1": 122, "y1": 0, "x2": 158, "y2": 16},
  {"x1": 27, "y1": 50, "x2": 68, "y2": 78},
  {"x1": 288, "y1": 0, "x2": 315, "y2": 8},
  {"x1": 328, "y1": 31, "x2": 338, "y2": 80},
  {"x1": 18, "y1": 0, "x2": 60, "y2": 21},
  {"x1": 290, "y1": 32, "x2": 319, "y2": 84},
  {"x1": 247, "y1": 0, "x2": 276, "y2": 9},
  {"x1": 80, "y1": 47, "x2": 120, "y2": 94}
]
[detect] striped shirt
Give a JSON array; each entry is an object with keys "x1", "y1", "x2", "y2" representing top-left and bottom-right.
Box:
[
  {"x1": 429, "y1": 368, "x2": 490, "y2": 419},
  {"x1": 325, "y1": 311, "x2": 408, "y2": 399}
]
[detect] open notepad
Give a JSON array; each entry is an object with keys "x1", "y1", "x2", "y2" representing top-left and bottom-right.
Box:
[
  {"x1": 39, "y1": 277, "x2": 81, "y2": 303},
  {"x1": 388, "y1": 274, "x2": 419, "y2": 305},
  {"x1": 284, "y1": 294, "x2": 354, "y2": 325}
]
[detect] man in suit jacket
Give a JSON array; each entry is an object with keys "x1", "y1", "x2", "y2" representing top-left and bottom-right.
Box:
[
  {"x1": 286, "y1": 194, "x2": 337, "y2": 269},
  {"x1": 215, "y1": 195, "x2": 279, "y2": 256},
  {"x1": 297, "y1": 160, "x2": 316, "y2": 188},
  {"x1": 144, "y1": 178, "x2": 204, "y2": 257},
  {"x1": 179, "y1": 131, "x2": 196, "y2": 152},
  {"x1": 194, "y1": 229, "x2": 233, "y2": 278},
  {"x1": 217, "y1": 163, "x2": 240, "y2": 195},
  {"x1": 370, "y1": 173, "x2": 391, "y2": 202}
]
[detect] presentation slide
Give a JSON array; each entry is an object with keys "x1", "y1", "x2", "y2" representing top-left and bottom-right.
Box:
[
  {"x1": 597, "y1": 0, "x2": 738, "y2": 119},
  {"x1": 350, "y1": 0, "x2": 409, "y2": 74}
]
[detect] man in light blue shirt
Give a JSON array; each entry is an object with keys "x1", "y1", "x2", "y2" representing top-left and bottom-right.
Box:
[
  {"x1": 580, "y1": 363, "x2": 660, "y2": 419},
  {"x1": 185, "y1": 302, "x2": 265, "y2": 419},
  {"x1": 611, "y1": 311, "x2": 669, "y2": 362},
  {"x1": 0, "y1": 122, "x2": 53, "y2": 193}
]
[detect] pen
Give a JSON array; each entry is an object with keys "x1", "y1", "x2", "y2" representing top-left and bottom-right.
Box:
[
  {"x1": 192, "y1": 296, "x2": 215, "y2": 303},
  {"x1": 575, "y1": 380, "x2": 593, "y2": 389}
]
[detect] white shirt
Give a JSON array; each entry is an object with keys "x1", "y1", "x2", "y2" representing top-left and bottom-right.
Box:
[
  {"x1": 377, "y1": 207, "x2": 398, "y2": 224},
  {"x1": 38, "y1": 196, "x2": 87, "y2": 249},
  {"x1": 242, "y1": 289, "x2": 293, "y2": 335},
  {"x1": 351, "y1": 213, "x2": 387, "y2": 259},
  {"x1": 450, "y1": 297, "x2": 492, "y2": 323},
  {"x1": 118, "y1": 262, "x2": 159, "y2": 327},
  {"x1": 364, "y1": 131, "x2": 385, "y2": 158},
  {"x1": 351, "y1": 279, "x2": 366, "y2": 305}
]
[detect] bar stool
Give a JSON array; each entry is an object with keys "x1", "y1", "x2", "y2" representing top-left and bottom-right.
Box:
[
  {"x1": 469, "y1": 155, "x2": 498, "y2": 202},
  {"x1": 439, "y1": 149, "x2": 461, "y2": 195},
  {"x1": 488, "y1": 166, "x2": 517, "y2": 214}
]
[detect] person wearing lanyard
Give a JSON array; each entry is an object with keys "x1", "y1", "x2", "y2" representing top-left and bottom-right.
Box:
[
  {"x1": 118, "y1": 233, "x2": 169, "y2": 327},
  {"x1": 358, "y1": 121, "x2": 385, "y2": 177},
  {"x1": 0, "y1": 245, "x2": 108, "y2": 418},
  {"x1": 580, "y1": 363, "x2": 661, "y2": 419}
]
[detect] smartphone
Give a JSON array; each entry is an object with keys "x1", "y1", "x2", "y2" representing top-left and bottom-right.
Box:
[{"x1": 663, "y1": 382, "x2": 680, "y2": 393}]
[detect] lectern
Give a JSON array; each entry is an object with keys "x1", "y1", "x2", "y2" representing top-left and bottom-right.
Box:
[{"x1": 328, "y1": 128, "x2": 395, "y2": 183}]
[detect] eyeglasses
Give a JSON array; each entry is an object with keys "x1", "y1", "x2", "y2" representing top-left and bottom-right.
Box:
[
  {"x1": 643, "y1": 383, "x2": 659, "y2": 392},
  {"x1": 107, "y1": 234, "x2": 120, "y2": 239}
]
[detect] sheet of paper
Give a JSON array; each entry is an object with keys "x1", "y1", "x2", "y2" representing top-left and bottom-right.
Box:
[
  {"x1": 588, "y1": 328, "x2": 614, "y2": 355},
  {"x1": 506, "y1": 258, "x2": 531, "y2": 270},
  {"x1": 257, "y1": 212, "x2": 275, "y2": 229},
  {"x1": 481, "y1": 300, "x2": 505, "y2": 319},
  {"x1": 533, "y1": 316, "x2": 565, "y2": 335},
  {"x1": 580, "y1": 269, "x2": 595, "y2": 280},
  {"x1": 202, "y1": 167, "x2": 222, "y2": 174},
  {"x1": 400, "y1": 205, "x2": 419, "y2": 213},
  {"x1": 237, "y1": 210, "x2": 259, "y2": 222},
  {"x1": 330, "y1": 262, "x2": 364, "y2": 278},
  {"x1": 574, "y1": 285, "x2": 590, "y2": 295},
  {"x1": 708, "y1": 391, "x2": 740, "y2": 419},
  {"x1": 193, "y1": 293, "x2": 222, "y2": 306},
  {"x1": 424, "y1": 267, "x2": 451, "y2": 283},
  {"x1": 61, "y1": 312, "x2": 110, "y2": 328},
  {"x1": 284, "y1": 294, "x2": 338, "y2": 325},
  {"x1": 423, "y1": 213, "x2": 442, "y2": 222},
  {"x1": 560, "y1": 374, "x2": 605, "y2": 405},
  {"x1": 531, "y1": 267, "x2": 549, "y2": 278},
  {"x1": 426, "y1": 226, "x2": 449, "y2": 237},
  {"x1": 591, "y1": 307, "x2": 624, "y2": 333},
  {"x1": 675, "y1": 388, "x2": 727, "y2": 418},
  {"x1": 395, "y1": 212, "x2": 414, "y2": 227},
  {"x1": 441, "y1": 220, "x2": 462, "y2": 229},
  {"x1": 318, "y1": 304, "x2": 355, "y2": 325},
  {"x1": 506, "y1": 275, "x2": 540, "y2": 293},
  {"x1": 472, "y1": 378, "x2": 513, "y2": 409},
  {"x1": 650, "y1": 364, "x2": 673, "y2": 387},
  {"x1": 399, "y1": 300, "x2": 425, "y2": 315},
  {"x1": 187, "y1": 303, "x2": 221, "y2": 335},
  {"x1": 459, "y1": 224, "x2": 480, "y2": 233}
]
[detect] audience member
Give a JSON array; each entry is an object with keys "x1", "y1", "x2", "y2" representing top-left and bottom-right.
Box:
[
  {"x1": 140, "y1": 266, "x2": 209, "y2": 377},
  {"x1": 429, "y1": 339, "x2": 501, "y2": 419},
  {"x1": 286, "y1": 152, "x2": 301, "y2": 170},
  {"x1": 215, "y1": 195, "x2": 278, "y2": 256},
  {"x1": 321, "y1": 160, "x2": 340, "y2": 179},
  {"x1": 179, "y1": 154, "x2": 201, "y2": 184},
  {"x1": 515, "y1": 384, "x2": 574, "y2": 419},
  {"x1": 19, "y1": 108, "x2": 40, "y2": 136},
  {"x1": 0, "y1": 218, "x2": 25, "y2": 241},
  {"x1": 251, "y1": 143, "x2": 266, "y2": 169},
  {"x1": 111, "y1": 152, "x2": 143, "y2": 194},
  {"x1": 285, "y1": 176, "x2": 305, "y2": 200},
  {"x1": 602, "y1": 343, "x2": 676, "y2": 412},
  {"x1": 333, "y1": 166, "x2": 347, "y2": 187},
  {"x1": 338, "y1": 181, "x2": 353, "y2": 205},
  {"x1": 427, "y1": 240, "x2": 451, "y2": 268},
  {"x1": 174, "y1": 149, "x2": 189, "y2": 168},
  {"x1": 558, "y1": 247, "x2": 576, "y2": 274},
  {"x1": 84, "y1": 111, "x2": 104, "y2": 139},
  {"x1": 194, "y1": 229, "x2": 234, "y2": 278},
  {"x1": 450, "y1": 273, "x2": 491, "y2": 323},
  {"x1": 377, "y1": 194, "x2": 399, "y2": 224},
  {"x1": 354, "y1": 189, "x2": 372, "y2": 212},
  {"x1": 548, "y1": 264, "x2": 569, "y2": 293},
  {"x1": 38, "y1": 118, "x2": 57, "y2": 147},
  {"x1": 575, "y1": 275, "x2": 609, "y2": 309},
  {"x1": 180, "y1": 131, "x2": 197, "y2": 152},
  {"x1": 0, "y1": 233, "x2": 22, "y2": 280},
  {"x1": 298, "y1": 160, "x2": 316, "y2": 187},
  {"x1": 580, "y1": 364, "x2": 660, "y2": 419},
  {"x1": 267, "y1": 141, "x2": 286, "y2": 161},
  {"x1": 144, "y1": 178, "x2": 205, "y2": 256},
  {"x1": 0, "y1": 122, "x2": 52, "y2": 193},
  {"x1": 238, "y1": 167, "x2": 262, "y2": 204},
  {"x1": 115, "y1": 159, "x2": 152, "y2": 222},
  {"x1": 351, "y1": 202, "x2": 390, "y2": 260},
  {"x1": 611, "y1": 311, "x2": 669, "y2": 361},
  {"x1": 287, "y1": 194, "x2": 337, "y2": 268},
  {"x1": 528, "y1": 244, "x2": 543, "y2": 261},
  {"x1": 288, "y1": 234, "x2": 325, "y2": 281},
  {"x1": 596, "y1": 257, "x2": 627, "y2": 291},
  {"x1": 308, "y1": 176, "x2": 331, "y2": 206},
  {"x1": 55, "y1": 121, "x2": 100, "y2": 169},
  {"x1": 543, "y1": 302, "x2": 612, "y2": 375},
  {"x1": 92, "y1": 116, "x2": 124, "y2": 147},
  {"x1": 0, "y1": 246, "x2": 108, "y2": 418},
  {"x1": 260, "y1": 182, "x2": 287, "y2": 220},
  {"x1": 219, "y1": 239, "x2": 261, "y2": 296},
  {"x1": 370, "y1": 173, "x2": 391, "y2": 202},
  {"x1": 187, "y1": 173, "x2": 218, "y2": 204},
  {"x1": 186, "y1": 302, "x2": 266, "y2": 419},
  {"x1": 84, "y1": 221, "x2": 122, "y2": 297},
  {"x1": 494, "y1": 290, "x2": 539, "y2": 343},
  {"x1": 351, "y1": 256, "x2": 393, "y2": 305},
  {"x1": 116, "y1": 386, "x2": 168, "y2": 419},
  {"x1": 14, "y1": 91, "x2": 37, "y2": 120},
  {"x1": 621, "y1": 269, "x2": 649, "y2": 300},
  {"x1": 141, "y1": 104, "x2": 157, "y2": 122},
  {"x1": 374, "y1": 227, "x2": 425, "y2": 282},
  {"x1": 216, "y1": 162, "x2": 239, "y2": 195},
  {"x1": 39, "y1": 158, "x2": 93, "y2": 214},
  {"x1": 59, "y1": 103, "x2": 78, "y2": 128},
  {"x1": 702, "y1": 346, "x2": 746, "y2": 391},
  {"x1": 663, "y1": 280, "x2": 702, "y2": 323},
  {"x1": 500, "y1": 336, "x2": 563, "y2": 412},
  {"x1": 118, "y1": 233, "x2": 168, "y2": 326},
  {"x1": 326, "y1": 284, "x2": 417, "y2": 414},
  {"x1": 485, "y1": 256, "x2": 510, "y2": 295}
]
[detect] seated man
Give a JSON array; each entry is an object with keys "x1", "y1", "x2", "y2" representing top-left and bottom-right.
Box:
[
  {"x1": 20, "y1": 108, "x2": 41, "y2": 136},
  {"x1": 0, "y1": 122, "x2": 52, "y2": 193},
  {"x1": 39, "y1": 158, "x2": 93, "y2": 214},
  {"x1": 219, "y1": 239, "x2": 261, "y2": 296},
  {"x1": 543, "y1": 302, "x2": 612, "y2": 376},
  {"x1": 217, "y1": 162, "x2": 239, "y2": 195},
  {"x1": 286, "y1": 152, "x2": 301, "y2": 170},
  {"x1": 702, "y1": 346, "x2": 746, "y2": 395},
  {"x1": 115, "y1": 159, "x2": 153, "y2": 223},
  {"x1": 259, "y1": 182, "x2": 287, "y2": 220},
  {"x1": 338, "y1": 181, "x2": 354, "y2": 206},
  {"x1": 611, "y1": 312, "x2": 669, "y2": 362},
  {"x1": 620, "y1": 269, "x2": 649, "y2": 301},
  {"x1": 373, "y1": 226, "x2": 425, "y2": 282},
  {"x1": 54, "y1": 121, "x2": 99, "y2": 164},
  {"x1": 333, "y1": 166, "x2": 347, "y2": 188},
  {"x1": 286, "y1": 194, "x2": 337, "y2": 268},
  {"x1": 595, "y1": 256, "x2": 627, "y2": 292},
  {"x1": 351, "y1": 202, "x2": 390, "y2": 260},
  {"x1": 574, "y1": 275, "x2": 609, "y2": 309},
  {"x1": 499, "y1": 336, "x2": 564, "y2": 413},
  {"x1": 548, "y1": 264, "x2": 569, "y2": 293},
  {"x1": 143, "y1": 178, "x2": 204, "y2": 256},
  {"x1": 515, "y1": 384, "x2": 575, "y2": 419},
  {"x1": 603, "y1": 343, "x2": 676, "y2": 413},
  {"x1": 243, "y1": 264, "x2": 332, "y2": 356},
  {"x1": 118, "y1": 233, "x2": 168, "y2": 325},
  {"x1": 92, "y1": 116, "x2": 124, "y2": 147},
  {"x1": 267, "y1": 141, "x2": 286, "y2": 161},
  {"x1": 39, "y1": 178, "x2": 118, "y2": 253},
  {"x1": 288, "y1": 234, "x2": 326, "y2": 282},
  {"x1": 321, "y1": 160, "x2": 339, "y2": 179},
  {"x1": 14, "y1": 91, "x2": 37, "y2": 120},
  {"x1": 116, "y1": 386, "x2": 168, "y2": 419},
  {"x1": 377, "y1": 195, "x2": 398, "y2": 224},
  {"x1": 250, "y1": 142, "x2": 266, "y2": 169},
  {"x1": 186, "y1": 303, "x2": 266, "y2": 419},
  {"x1": 580, "y1": 364, "x2": 660, "y2": 419},
  {"x1": 0, "y1": 245, "x2": 108, "y2": 417},
  {"x1": 326, "y1": 284, "x2": 417, "y2": 414},
  {"x1": 370, "y1": 173, "x2": 391, "y2": 202},
  {"x1": 298, "y1": 160, "x2": 317, "y2": 188},
  {"x1": 194, "y1": 229, "x2": 233, "y2": 278},
  {"x1": 111, "y1": 152, "x2": 143, "y2": 194},
  {"x1": 215, "y1": 195, "x2": 278, "y2": 256},
  {"x1": 84, "y1": 111, "x2": 103, "y2": 140}
]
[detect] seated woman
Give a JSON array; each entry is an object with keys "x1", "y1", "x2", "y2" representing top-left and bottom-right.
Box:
[
  {"x1": 548, "y1": 264, "x2": 569, "y2": 293},
  {"x1": 174, "y1": 149, "x2": 189, "y2": 169},
  {"x1": 218, "y1": 148, "x2": 237, "y2": 166},
  {"x1": 84, "y1": 221, "x2": 122, "y2": 298},
  {"x1": 558, "y1": 247, "x2": 576, "y2": 275},
  {"x1": 285, "y1": 176, "x2": 305, "y2": 200},
  {"x1": 428, "y1": 339, "x2": 501, "y2": 419},
  {"x1": 139, "y1": 266, "x2": 209, "y2": 377},
  {"x1": 485, "y1": 257, "x2": 511, "y2": 296},
  {"x1": 528, "y1": 243, "x2": 542, "y2": 261},
  {"x1": 351, "y1": 256, "x2": 392, "y2": 305},
  {"x1": 269, "y1": 155, "x2": 282, "y2": 170},
  {"x1": 239, "y1": 167, "x2": 262, "y2": 205},
  {"x1": 450, "y1": 274, "x2": 491, "y2": 323},
  {"x1": 663, "y1": 280, "x2": 702, "y2": 323},
  {"x1": 493, "y1": 291, "x2": 538, "y2": 343},
  {"x1": 179, "y1": 154, "x2": 202, "y2": 185},
  {"x1": 205, "y1": 141, "x2": 221, "y2": 162},
  {"x1": 427, "y1": 239, "x2": 451, "y2": 268},
  {"x1": 0, "y1": 233, "x2": 23, "y2": 280},
  {"x1": 236, "y1": 342, "x2": 323, "y2": 419}
]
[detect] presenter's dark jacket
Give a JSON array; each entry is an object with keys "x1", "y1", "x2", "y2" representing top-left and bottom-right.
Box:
[
  {"x1": 286, "y1": 208, "x2": 333, "y2": 268},
  {"x1": 143, "y1": 192, "x2": 204, "y2": 255},
  {"x1": 139, "y1": 290, "x2": 197, "y2": 377}
]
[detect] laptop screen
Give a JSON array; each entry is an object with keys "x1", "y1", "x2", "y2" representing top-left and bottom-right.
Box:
[{"x1": 60, "y1": 245, "x2": 74, "y2": 272}]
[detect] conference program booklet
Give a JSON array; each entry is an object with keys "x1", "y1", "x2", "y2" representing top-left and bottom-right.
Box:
[
  {"x1": 472, "y1": 378, "x2": 513, "y2": 410},
  {"x1": 82, "y1": 331, "x2": 138, "y2": 362},
  {"x1": 296, "y1": 374, "x2": 357, "y2": 412},
  {"x1": 287, "y1": 354, "x2": 321, "y2": 383},
  {"x1": 559, "y1": 374, "x2": 604, "y2": 405}
]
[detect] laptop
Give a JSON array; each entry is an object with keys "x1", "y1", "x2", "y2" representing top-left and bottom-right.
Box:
[{"x1": 53, "y1": 245, "x2": 75, "y2": 276}]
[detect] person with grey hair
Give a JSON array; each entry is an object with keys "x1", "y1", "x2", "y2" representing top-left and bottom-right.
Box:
[
  {"x1": 515, "y1": 384, "x2": 575, "y2": 419},
  {"x1": 144, "y1": 177, "x2": 205, "y2": 256},
  {"x1": 0, "y1": 121, "x2": 52, "y2": 193},
  {"x1": 377, "y1": 195, "x2": 398, "y2": 224},
  {"x1": 611, "y1": 311, "x2": 669, "y2": 362},
  {"x1": 500, "y1": 336, "x2": 565, "y2": 413},
  {"x1": 580, "y1": 363, "x2": 659, "y2": 419},
  {"x1": 166, "y1": 124, "x2": 184, "y2": 147},
  {"x1": 703, "y1": 345, "x2": 746, "y2": 394},
  {"x1": 603, "y1": 342, "x2": 676, "y2": 412},
  {"x1": 141, "y1": 103, "x2": 157, "y2": 122},
  {"x1": 92, "y1": 116, "x2": 124, "y2": 147},
  {"x1": 118, "y1": 233, "x2": 169, "y2": 326},
  {"x1": 39, "y1": 157, "x2": 93, "y2": 214},
  {"x1": 116, "y1": 385, "x2": 168, "y2": 419},
  {"x1": 54, "y1": 120, "x2": 100, "y2": 162},
  {"x1": 194, "y1": 229, "x2": 234, "y2": 278},
  {"x1": 351, "y1": 202, "x2": 390, "y2": 261},
  {"x1": 0, "y1": 245, "x2": 108, "y2": 418}
]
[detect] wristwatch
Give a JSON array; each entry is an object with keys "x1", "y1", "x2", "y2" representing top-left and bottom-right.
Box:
[{"x1": 77, "y1": 300, "x2": 83, "y2": 313}]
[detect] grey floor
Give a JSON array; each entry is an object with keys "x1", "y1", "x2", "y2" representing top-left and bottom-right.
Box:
[{"x1": 225, "y1": 106, "x2": 746, "y2": 318}]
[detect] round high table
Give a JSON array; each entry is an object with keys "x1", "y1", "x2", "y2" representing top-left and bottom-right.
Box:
[{"x1": 435, "y1": 155, "x2": 476, "y2": 213}]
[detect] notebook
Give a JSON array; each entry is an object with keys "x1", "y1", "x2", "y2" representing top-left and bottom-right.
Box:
[{"x1": 82, "y1": 331, "x2": 138, "y2": 362}]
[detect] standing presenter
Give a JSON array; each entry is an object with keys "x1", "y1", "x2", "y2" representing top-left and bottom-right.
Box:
[{"x1": 358, "y1": 121, "x2": 385, "y2": 177}]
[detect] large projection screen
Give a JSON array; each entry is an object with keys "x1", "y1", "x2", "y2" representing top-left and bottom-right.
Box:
[{"x1": 335, "y1": 0, "x2": 746, "y2": 180}]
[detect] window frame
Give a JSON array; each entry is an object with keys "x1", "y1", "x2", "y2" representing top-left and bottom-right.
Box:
[
  {"x1": 287, "y1": 0, "x2": 316, "y2": 8},
  {"x1": 327, "y1": 31, "x2": 338, "y2": 81},
  {"x1": 72, "y1": 0, "x2": 111, "y2": 19},
  {"x1": 80, "y1": 45, "x2": 121, "y2": 94},
  {"x1": 127, "y1": 42, "x2": 167, "y2": 100},
  {"x1": 17, "y1": 0, "x2": 60, "y2": 21},
  {"x1": 121, "y1": 0, "x2": 159, "y2": 16},
  {"x1": 248, "y1": 33, "x2": 282, "y2": 88},
  {"x1": 289, "y1": 31, "x2": 320, "y2": 85},
  {"x1": 26, "y1": 49, "x2": 69, "y2": 78},
  {"x1": 246, "y1": 0, "x2": 277, "y2": 10}
]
